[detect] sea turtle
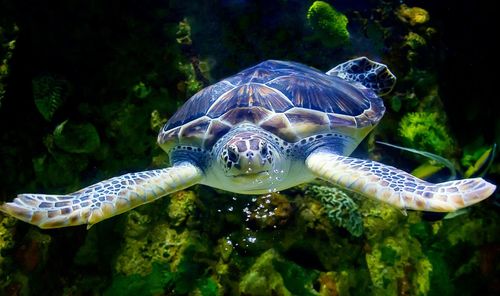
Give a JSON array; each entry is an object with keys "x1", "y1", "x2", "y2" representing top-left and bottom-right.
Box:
[{"x1": 1, "y1": 58, "x2": 496, "y2": 229}]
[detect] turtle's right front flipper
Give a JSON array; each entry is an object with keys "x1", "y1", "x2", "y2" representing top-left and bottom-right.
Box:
[
  {"x1": 306, "y1": 151, "x2": 496, "y2": 212},
  {"x1": 0, "y1": 162, "x2": 203, "y2": 229}
]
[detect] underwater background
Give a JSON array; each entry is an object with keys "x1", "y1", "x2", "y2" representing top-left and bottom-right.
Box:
[{"x1": 0, "y1": 0, "x2": 499, "y2": 295}]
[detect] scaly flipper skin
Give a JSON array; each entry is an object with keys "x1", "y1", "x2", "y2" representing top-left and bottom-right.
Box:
[
  {"x1": 306, "y1": 151, "x2": 496, "y2": 212},
  {"x1": 0, "y1": 163, "x2": 203, "y2": 229}
]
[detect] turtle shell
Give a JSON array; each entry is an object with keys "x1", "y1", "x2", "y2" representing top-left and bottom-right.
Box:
[{"x1": 158, "y1": 60, "x2": 385, "y2": 152}]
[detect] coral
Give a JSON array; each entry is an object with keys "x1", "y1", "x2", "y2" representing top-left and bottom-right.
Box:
[
  {"x1": 122, "y1": 210, "x2": 152, "y2": 239},
  {"x1": 240, "y1": 253, "x2": 292, "y2": 296},
  {"x1": 115, "y1": 223, "x2": 189, "y2": 276},
  {"x1": 239, "y1": 249, "x2": 318, "y2": 296},
  {"x1": 361, "y1": 200, "x2": 433, "y2": 295},
  {"x1": 396, "y1": 5, "x2": 430, "y2": 26},
  {"x1": 306, "y1": 185, "x2": 363, "y2": 237},
  {"x1": 167, "y1": 190, "x2": 200, "y2": 227},
  {"x1": 0, "y1": 215, "x2": 16, "y2": 281},
  {"x1": 113, "y1": 193, "x2": 213, "y2": 294},
  {"x1": 306, "y1": 1, "x2": 349, "y2": 49},
  {"x1": 398, "y1": 112, "x2": 455, "y2": 156},
  {"x1": 294, "y1": 195, "x2": 333, "y2": 234}
]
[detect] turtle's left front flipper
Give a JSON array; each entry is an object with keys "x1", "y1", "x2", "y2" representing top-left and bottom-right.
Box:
[
  {"x1": 0, "y1": 162, "x2": 203, "y2": 229},
  {"x1": 306, "y1": 151, "x2": 496, "y2": 212}
]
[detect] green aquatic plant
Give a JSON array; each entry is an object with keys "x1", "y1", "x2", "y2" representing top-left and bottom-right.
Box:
[
  {"x1": 462, "y1": 143, "x2": 496, "y2": 177},
  {"x1": 378, "y1": 141, "x2": 496, "y2": 183},
  {"x1": 104, "y1": 263, "x2": 173, "y2": 296},
  {"x1": 0, "y1": 24, "x2": 18, "y2": 109},
  {"x1": 307, "y1": 1, "x2": 349, "y2": 49},
  {"x1": 132, "y1": 81, "x2": 152, "y2": 99},
  {"x1": 306, "y1": 185, "x2": 363, "y2": 237},
  {"x1": 176, "y1": 18, "x2": 192, "y2": 45},
  {"x1": 53, "y1": 120, "x2": 100, "y2": 154},
  {"x1": 377, "y1": 141, "x2": 457, "y2": 180},
  {"x1": 398, "y1": 112, "x2": 455, "y2": 156},
  {"x1": 32, "y1": 74, "x2": 69, "y2": 121},
  {"x1": 178, "y1": 61, "x2": 203, "y2": 97},
  {"x1": 404, "y1": 32, "x2": 426, "y2": 50}
]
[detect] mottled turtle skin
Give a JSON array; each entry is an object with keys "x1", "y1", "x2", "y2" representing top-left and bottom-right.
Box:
[{"x1": 1, "y1": 58, "x2": 496, "y2": 229}]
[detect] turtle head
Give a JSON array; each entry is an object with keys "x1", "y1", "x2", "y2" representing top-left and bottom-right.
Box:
[{"x1": 219, "y1": 131, "x2": 274, "y2": 177}]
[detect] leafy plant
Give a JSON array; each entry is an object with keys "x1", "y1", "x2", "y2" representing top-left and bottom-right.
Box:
[
  {"x1": 398, "y1": 112, "x2": 455, "y2": 156},
  {"x1": 32, "y1": 74, "x2": 68, "y2": 121},
  {"x1": 53, "y1": 120, "x2": 100, "y2": 154}
]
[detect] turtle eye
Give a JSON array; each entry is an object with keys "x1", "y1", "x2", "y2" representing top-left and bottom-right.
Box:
[
  {"x1": 227, "y1": 147, "x2": 239, "y2": 163},
  {"x1": 260, "y1": 142, "x2": 268, "y2": 157}
]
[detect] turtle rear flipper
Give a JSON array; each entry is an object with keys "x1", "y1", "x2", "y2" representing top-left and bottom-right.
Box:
[
  {"x1": 327, "y1": 57, "x2": 396, "y2": 96},
  {"x1": 306, "y1": 151, "x2": 496, "y2": 212},
  {"x1": 0, "y1": 163, "x2": 203, "y2": 229}
]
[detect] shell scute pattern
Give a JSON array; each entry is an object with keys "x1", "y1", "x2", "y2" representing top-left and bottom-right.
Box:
[{"x1": 158, "y1": 60, "x2": 385, "y2": 152}]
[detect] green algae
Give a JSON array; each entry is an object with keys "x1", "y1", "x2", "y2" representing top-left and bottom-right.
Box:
[
  {"x1": 399, "y1": 112, "x2": 455, "y2": 156},
  {"x1": 53, "y1": 120, "x2": 100, "y2": 154},
  {"x1": 307, "y1": 1, "x2": 350, "y2": 49}
]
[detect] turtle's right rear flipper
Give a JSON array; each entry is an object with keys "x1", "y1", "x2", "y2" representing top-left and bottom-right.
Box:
[{"x1": 327, "y1": 57, "x2": 396, "y2": 96}]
